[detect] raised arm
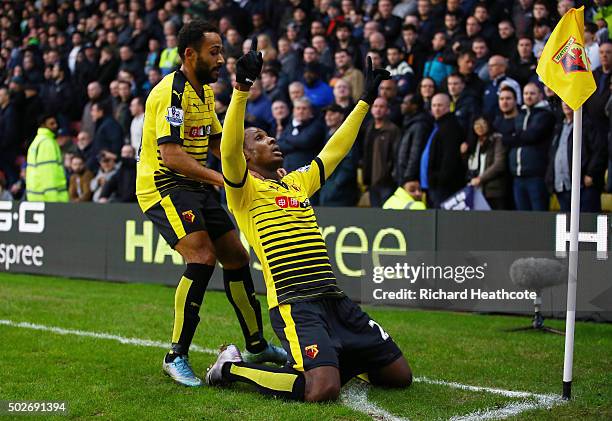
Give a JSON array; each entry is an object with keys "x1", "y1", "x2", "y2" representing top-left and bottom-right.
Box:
[
  {"x1": 317, "y1": 57, "x2": 390, "y2": 179},
  {"x1": 220, "y1": 37, "x2": 263, "y2": 201},
  {"x1": 317, "y1": 101, "x2": 369, "y2": 177},
  {"x1": 221, "y1": 88, "x2": 249, "y2": 186}
]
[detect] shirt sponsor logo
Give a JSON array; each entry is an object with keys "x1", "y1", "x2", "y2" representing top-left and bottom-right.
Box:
[
  {"x1": 166, "y1": 106, "x2": 184, "y2": 127},
  {"x1": 188, "y1": 125, "x2": 212, "y2": 137},
  {"x1": 275, "y1": 196, "x2": 310, "y2": 209}
]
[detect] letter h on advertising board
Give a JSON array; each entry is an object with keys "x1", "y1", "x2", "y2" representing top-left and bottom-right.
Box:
[{"x1": 555, "y1": 214, "x2": 608, "y2": 260}]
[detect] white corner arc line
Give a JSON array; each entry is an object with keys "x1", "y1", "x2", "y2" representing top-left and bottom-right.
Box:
[
  {"x1": 414, "y1": 377, "x2": 565, "y2": 421},
  {"x1": 0, "y1": 319, "x2": 566, "y2": 421},
  {"x1": 341, "y1": 381, "x2": 409, "y2": 421}
]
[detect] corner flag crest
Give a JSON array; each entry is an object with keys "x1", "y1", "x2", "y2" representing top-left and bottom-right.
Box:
[{"x1": 553, "y1": 37, "x2": 590, "y2": 74}]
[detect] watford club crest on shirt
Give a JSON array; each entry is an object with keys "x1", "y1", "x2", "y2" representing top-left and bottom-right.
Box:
[
  {"x1": 304, "y1": 344, "x2": 319, "y2": 359},
  {"x1": 181, "y1": 210, "x2": 195, "y2": 223},
  {"x1": 552, "y1": 36, "x2": 590, "y2": 74}
]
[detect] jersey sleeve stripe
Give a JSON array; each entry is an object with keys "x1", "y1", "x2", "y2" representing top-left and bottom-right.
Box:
[
  {"x1": 170, "y1": 71, "x2": 186, "y2": 141},
  {"x1": 157, "y1": 135, "x2": 182, "y2": 145},
  {"x1": 223, "y1": 168, "x2": 248, "y2": 188},
  {"x1": 314, "y1": 157, "x2": 325, "y2": 186}
]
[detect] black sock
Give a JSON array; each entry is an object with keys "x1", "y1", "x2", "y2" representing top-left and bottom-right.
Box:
[
  {"x1": 223, "y1": 266, "x2": 267, "y2": 354},
  {"x1": 221, "y1": 362, "x2": 305, "y2": 401},
  {"x1": 170, "y1": 263, "x2": 214, "y2": 355}
]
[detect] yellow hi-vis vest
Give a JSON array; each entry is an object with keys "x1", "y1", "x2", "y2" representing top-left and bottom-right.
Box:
[
  {"x1": 25, "y1": 128, "x2": 68, "y2": 202},
  {"x1": 159, "y1": 47, "x2": 179, "y2": 73},
  {"x1": 383, "y1": 187, "x2": 426, "y2": 210}
]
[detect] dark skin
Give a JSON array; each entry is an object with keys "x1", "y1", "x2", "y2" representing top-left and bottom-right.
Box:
[
  {"x1": 239, "y1": 101, "x2": 413, "y2": 401},
  {"x1": 160, "y1": 32, "x2": 225, "y2": 188},
  {"x1": 159, "y1": 32, "x2": 247, "y2": 269}
]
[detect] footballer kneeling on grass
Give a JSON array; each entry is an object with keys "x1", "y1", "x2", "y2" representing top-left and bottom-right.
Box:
[{"x1": 205, "y1": 40, "x2": 412, "y2": 402}]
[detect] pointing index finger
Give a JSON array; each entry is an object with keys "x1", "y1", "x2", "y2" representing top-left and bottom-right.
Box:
[{"x1": 250, "y1": 36, "x2": 258, "y2": 52}]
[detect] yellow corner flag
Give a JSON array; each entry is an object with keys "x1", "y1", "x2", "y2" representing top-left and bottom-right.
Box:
[{"x1": 536, "y1": 6, "x2": 596, "y2": 110}]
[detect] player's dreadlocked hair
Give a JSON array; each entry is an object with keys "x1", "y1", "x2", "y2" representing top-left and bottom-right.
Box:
[{"x1": 177, "y1": 19, "x2": 220, "y2": 60}]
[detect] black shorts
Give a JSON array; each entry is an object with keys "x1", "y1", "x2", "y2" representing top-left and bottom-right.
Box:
[
  {"x1": 270, "y1": 296, "x2": 402, "y2": 383},
  {"x1": 144, "y1": 189, "x2": 235, "y2": 248}
]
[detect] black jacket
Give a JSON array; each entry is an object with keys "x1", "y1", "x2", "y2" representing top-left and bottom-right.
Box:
[
  {"x1": 277, "y1": 117, "x2": 326, "y2": 172},
  {"x1": 318, "y1": 129, "x2": 359, "y2": 206},
  {"x1": 40, "y1": 78, "x2": 75, "y2": 119},
  {"x1": 100, "y1": 158, "x2": 137, "y2": 202},
  {"x1": 453, "y1": 92, "x2": 481, "y2": 131},
  {"x1": 427, "y1": 113, "x2": 466, "y2": 192},
  {"x1": 395, "y1": 111, "x2": 433, "y2": 184},
  {"x1": 93, "y1": 115, "x2": 124, "y2": 160},
  {"x1": 0, "y1": 103, "x2": 19, "y2": 153},
  {"x1": 503, "y1": 101, "x2": 555, "y2": 177},
  {"x1": 508, "y1": 55, "x2": 537, "y2": 88},
  {"x1": 584, "y1": 67, "x2": 611, "y2": 137},
  {"x1": 545, "y1": 117, "x2": 607, "y2": 192}
]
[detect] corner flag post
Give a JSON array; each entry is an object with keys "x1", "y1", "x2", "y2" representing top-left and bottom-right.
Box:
[
  {"x1": 562, "y1": 106, "x2": 582, "y2": 400},
  {"x1": 535, "y1": 6, "x2": 596, "y2": 400}
]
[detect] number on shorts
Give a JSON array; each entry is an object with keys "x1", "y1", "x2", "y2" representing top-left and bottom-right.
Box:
[{"x1": 368, "y1": 319, "x2": 389, "y2": 340}]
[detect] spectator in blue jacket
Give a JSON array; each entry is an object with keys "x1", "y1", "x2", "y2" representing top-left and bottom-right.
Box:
[
  {"x1": 90, "y1": 99, "x2": 123, "y2": 172},
  {"x1": 423, "y1": 32, "x2": 454, "y2": 87},
  {"x1": 246, "y1": 80, "x2": 274, "y2": 133},
  {"x1": 319, "y1": 104, "x2": 359, "y2": 206},
  {"x1": 277, "y1": 97, "x2": 326, "y2": 172},
  {"x1": 482, "y1": 55, "x2": 522, "y2": 121},
  {"x1": 502, "y1": 82, "x2": 555, "y2": 211},
  {"x1": 302, "y1": 63, "x2": 334, "y2": 110}
]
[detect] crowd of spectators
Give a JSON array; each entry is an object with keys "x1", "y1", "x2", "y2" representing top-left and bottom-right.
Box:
[{"x1": 0, "y1": 0, "x2": 611, "y2": 211}]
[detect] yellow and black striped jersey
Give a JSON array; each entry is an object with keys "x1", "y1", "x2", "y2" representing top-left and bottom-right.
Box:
[
  {"x1": 228, "y1": 162, "x2": 343, "y2": 308},
  {"x1": 136, "y1": 70, "x2": 222, "y2": 211},
  {"x1": 221, "y1": 89, "x2": 370, "y2": 309}
]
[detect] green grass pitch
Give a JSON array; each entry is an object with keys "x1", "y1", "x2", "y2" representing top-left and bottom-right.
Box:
[{"x1": 0, "y1": 273, "x2": 610, "y2": 420}]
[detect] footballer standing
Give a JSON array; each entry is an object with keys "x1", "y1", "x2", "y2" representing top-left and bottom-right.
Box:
[{"x1": 136, "y1": 20, "x2": 285, "y2": 387}]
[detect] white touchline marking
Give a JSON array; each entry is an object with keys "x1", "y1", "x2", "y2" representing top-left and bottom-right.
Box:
[
  {"x1": 0, "y1": 319, "x2": 218, "y2": 355},
  {"x1": 0, "y1": 319, "x2": 567, "y2": 421}
]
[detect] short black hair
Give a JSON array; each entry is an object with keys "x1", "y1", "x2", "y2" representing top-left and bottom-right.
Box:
[
  {"x1": 335, "y1": 21, "x2": 351, "y2": 32},
  {"x1": 585, "y1": 22, "x2": 598, "y2": 34},
  {"x1": 92, "y1": 99, "x2": 112, "y2": 116},
  {"x1": 409, "y1": 94, "x2": 424, "y2": 110},
  {"x1": 261, "y1": 68, "x2": 279, "y2": 79},
  {"x1": 178, "y1": 19, "x2": 219, "y2": 60},
  {"x1": 447, "y1": 72, "x2": 465, "y2": 83},
  {"x1": 38, "y1": 112, "x2": 56, "y2": 127}
]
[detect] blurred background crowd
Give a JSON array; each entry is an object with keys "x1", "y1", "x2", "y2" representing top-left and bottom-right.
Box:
[{"x1": 0, "y1": 0, "x2": 611, "y2": 211}]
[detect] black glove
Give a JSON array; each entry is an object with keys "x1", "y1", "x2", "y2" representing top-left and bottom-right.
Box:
[
  {"x1": 236, "y1": 37, "x2": 263, "y2": 87},
  {"x1": 359, "y1": 56, "x2": 391, "y2": 105}
]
